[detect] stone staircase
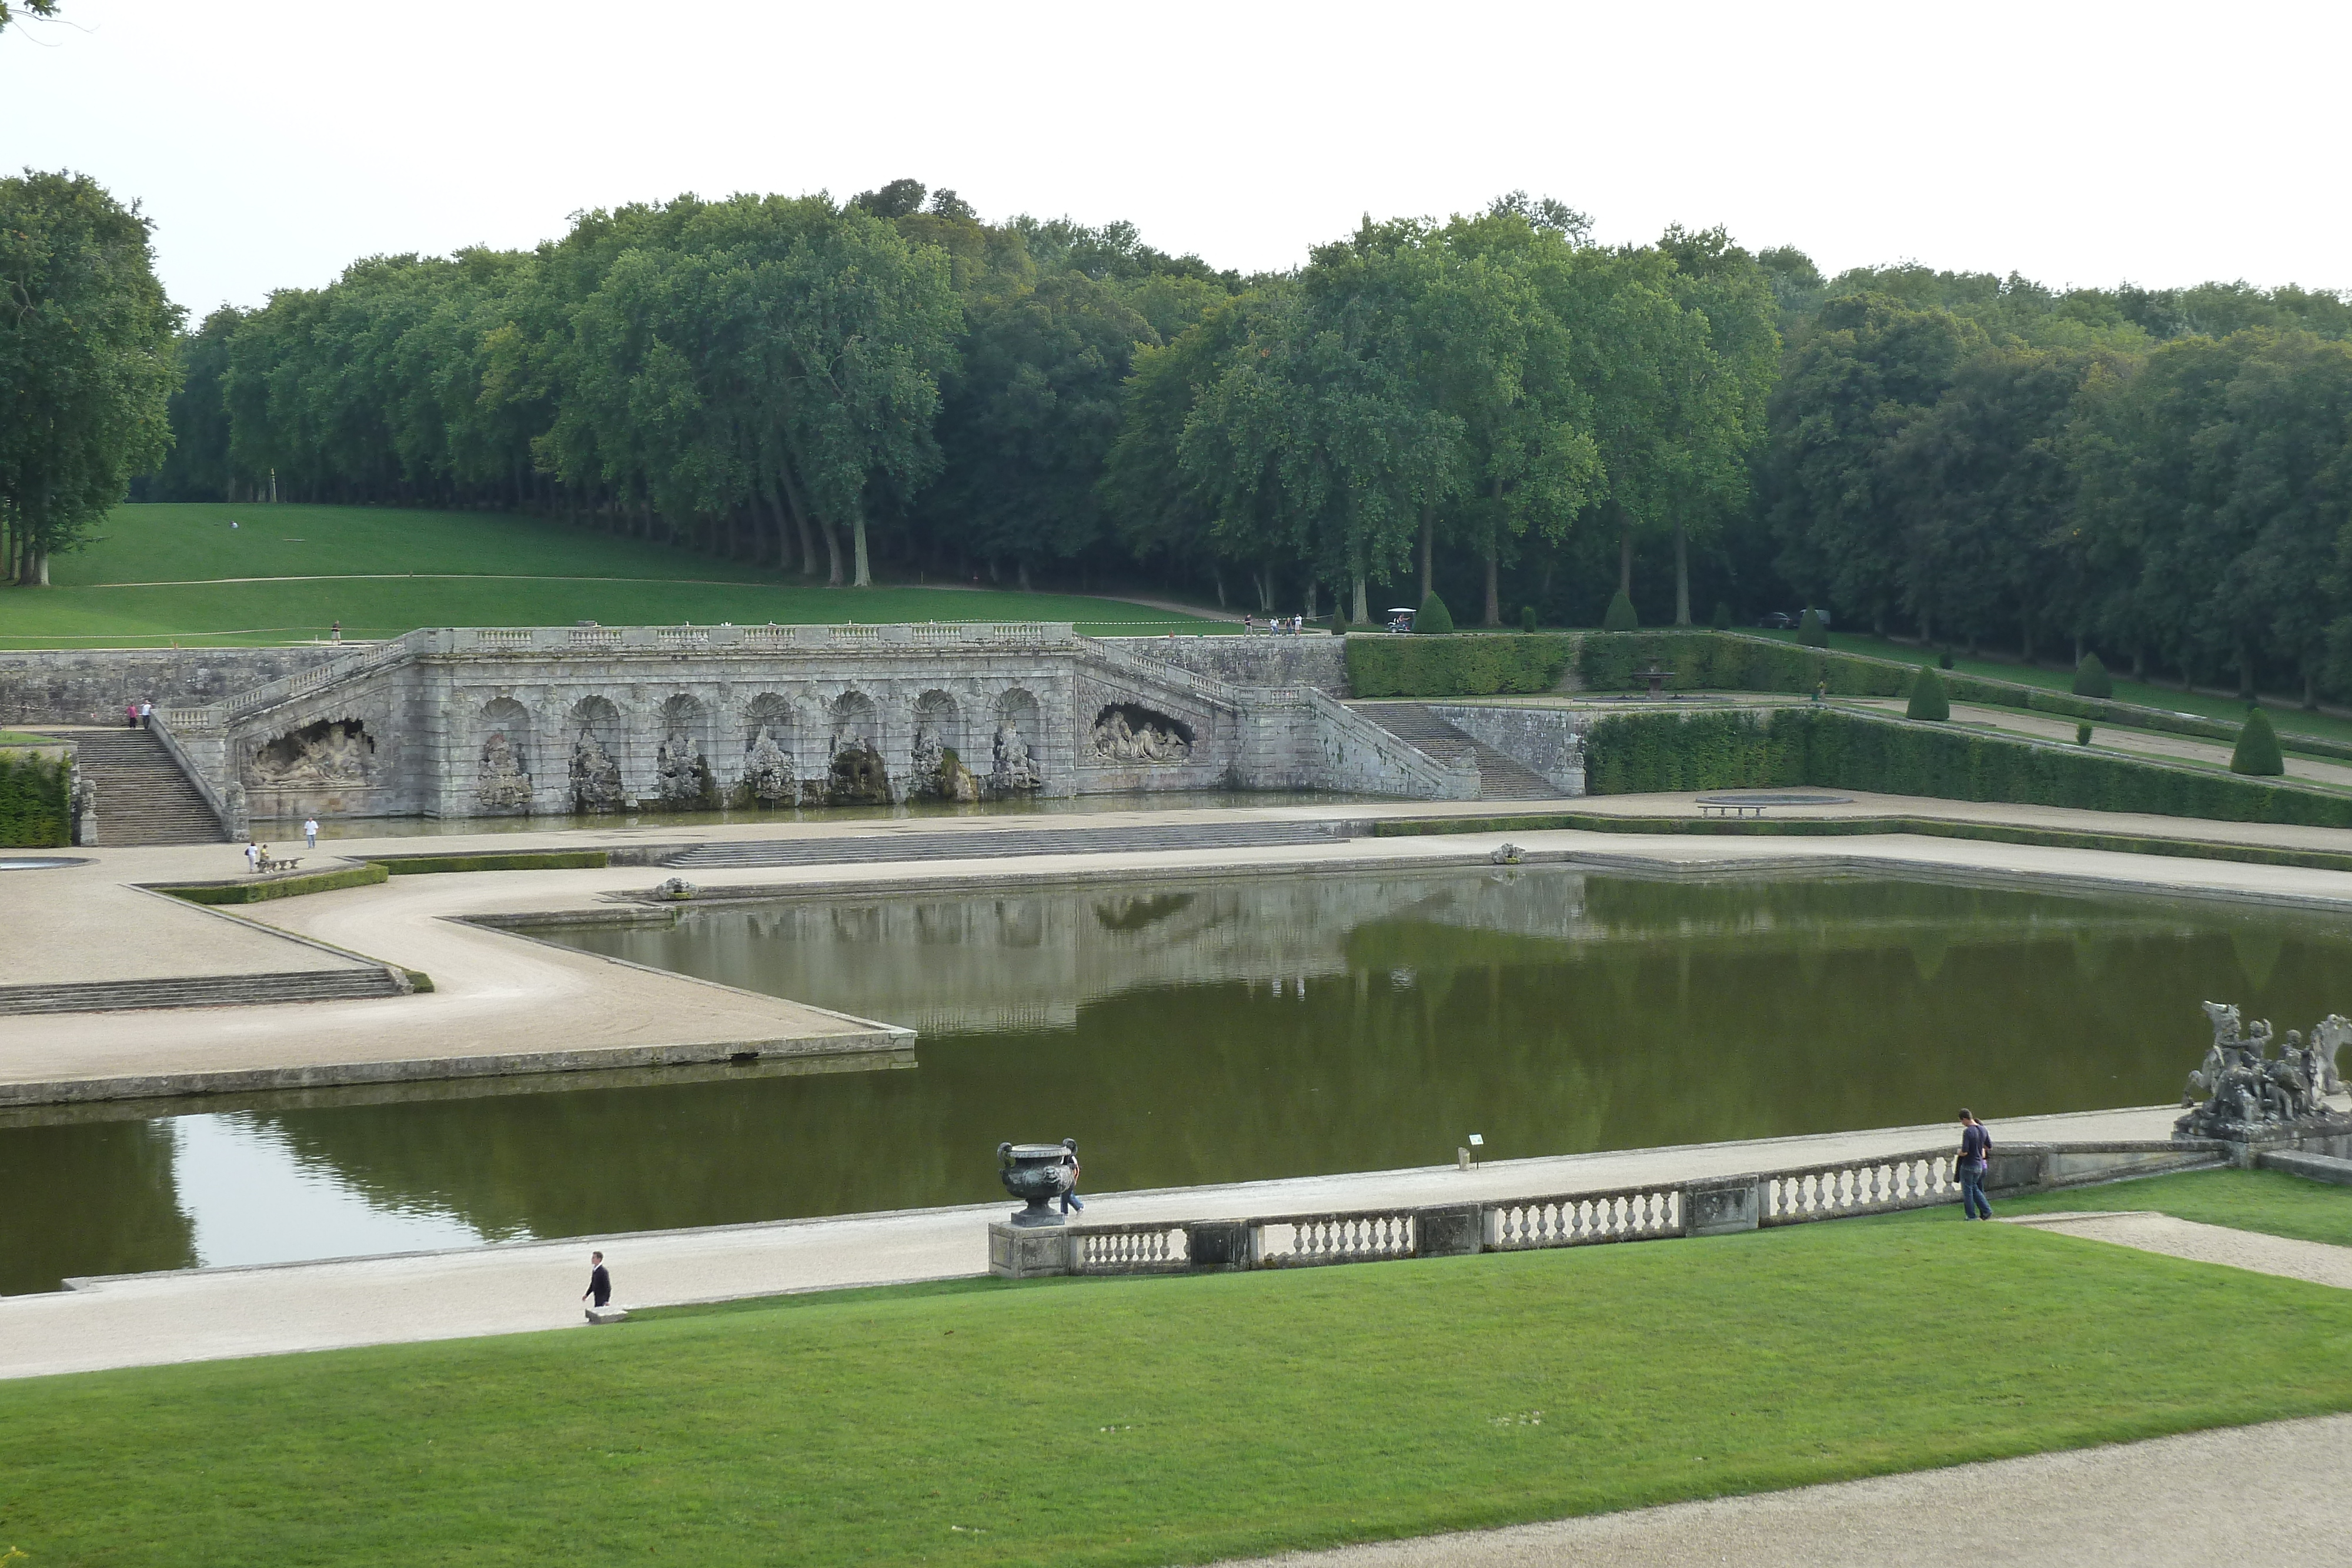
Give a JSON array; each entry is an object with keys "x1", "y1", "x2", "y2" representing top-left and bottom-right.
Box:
[
  {"x1": 0, "y1": 967, "x2": 409, "y2": 1016},
  {"x1": 1342, "y1": 704, "x2": 1566, "y2": 800},
  {"x1": 662, "y1": 818, "x2": 1358, "y2": 871},
  {"x1": 40, "y1": 728, "x2": 225, "y2": 845}
]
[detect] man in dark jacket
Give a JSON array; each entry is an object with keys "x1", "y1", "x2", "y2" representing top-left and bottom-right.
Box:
[
  {"x1": 1957, "y1": 1110, "x2": 1993, "y2": 1219},
  {"x1": 582, "y1": 1251, "x2": 612, "y2": 1310}
]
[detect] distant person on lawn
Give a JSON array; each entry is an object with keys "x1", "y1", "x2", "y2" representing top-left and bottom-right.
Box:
[
  {"x1": 1957, "y1": 1109, "x2": 1993, "y2": 1219},
  {"x1": 583, "y1": 1251, "x2": 612, "y2": 1313},
  {"x1": 330, "y1": 620, "x2": 341, "y2": 643}
]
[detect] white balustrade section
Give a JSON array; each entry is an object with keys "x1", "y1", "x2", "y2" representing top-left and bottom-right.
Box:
[
  {"x1": 1259, "y1": 1208, "x2": 1418, "y2": 1268},
  {"x1": 1070, "y1": 1223, "x2": 1192, "y2": 1275},
  {"x1": 1484, "y1": 1186, "x2": 1682, "y2": 1250},
  {"x1": 1760, "y1": 1151, "x2": 1955, "y2": 1225}
]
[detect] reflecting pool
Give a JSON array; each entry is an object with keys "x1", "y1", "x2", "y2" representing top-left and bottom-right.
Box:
[{"x1": 7, "y1": 867, "x2": 2348, "y2": 1295}]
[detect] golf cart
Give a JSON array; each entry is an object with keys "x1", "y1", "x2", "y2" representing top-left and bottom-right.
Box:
[{"x1": 1384, "y1": 607, "x2": 1416, "y2": 634}]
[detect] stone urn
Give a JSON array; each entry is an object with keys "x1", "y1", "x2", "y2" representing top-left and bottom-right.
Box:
[{"x1": 997, "y1": 1139, "x2": 1076, "y2": 1227}]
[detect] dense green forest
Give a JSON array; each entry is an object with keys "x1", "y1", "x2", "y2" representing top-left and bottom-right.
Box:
[{"x1": 95, "y1": 176, "x2": 2352, "y2": 703}]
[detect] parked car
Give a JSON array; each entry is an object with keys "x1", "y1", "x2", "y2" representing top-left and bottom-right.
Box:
[{"x1": 1756, "y1": 611, "x2": 1797, "y2": 630}]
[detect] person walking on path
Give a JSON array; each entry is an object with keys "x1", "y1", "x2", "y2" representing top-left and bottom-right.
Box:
[
  {"x1": 137, "y1": 700, "x2": 152, "y2": 729},
  {"x1": 1058, "y1": 1139, "x2": 1084, "y2": 1216},
  {"x1": 124, "y1": 701, "x2": 137, "y2": 730},
  {"x1": 329, "y1": 620, "x2": 342, "y2": 643},
  {"x1": 303, "y1": 817, "x2": 319, "y2": 850},
  {"x1": 582, "y1": 1251, "x2": 612, "y2": 1314},
  {"x1": 243, "y1": 841, "x2": 259, "y2": 874},
  {"x1": 1957, "y1": 1109, "x2": 1994, "y2": 1219}
]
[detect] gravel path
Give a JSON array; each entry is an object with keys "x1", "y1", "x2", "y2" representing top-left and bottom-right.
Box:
[
  {"x1": 1212, "y1": 1414, "x2": 2352, "y2": 1567},
  {"x1": 2003, "y1": 1210, "x2": 2352, "y2": 1288}
]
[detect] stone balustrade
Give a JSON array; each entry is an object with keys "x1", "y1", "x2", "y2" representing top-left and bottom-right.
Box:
[{"x1": 987, "y1": 1139, "x2": 2228, "y2": 1280}]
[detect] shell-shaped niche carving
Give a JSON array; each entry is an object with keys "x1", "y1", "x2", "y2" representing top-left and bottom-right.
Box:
[
  {"x1": 1090, "y1": 704, "x2": 1192, "y2": 764},
  {"x1": 248, "y1": 719, "x2": 373, "y2": 785}
]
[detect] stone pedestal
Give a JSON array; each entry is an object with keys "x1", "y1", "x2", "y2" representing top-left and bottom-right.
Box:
[
  {"x1": 1412, "y1": 1203, "x2": 1483, "y2": 1258},
  {"x1": 988, "y1": 1222, "x2": 1072, "y2": 1279},
  {"x1": 1184, "y1": 1221, "x2": 1255, "y2": 1271}
]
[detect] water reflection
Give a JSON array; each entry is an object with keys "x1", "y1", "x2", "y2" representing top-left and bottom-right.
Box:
[{"x1": 6, "y1": 868, "x2": 2350, "y2": 1294}]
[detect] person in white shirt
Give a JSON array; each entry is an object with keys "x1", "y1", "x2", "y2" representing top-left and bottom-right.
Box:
[
  {"x1": 303, "y1": 817, "x2": 319, "y2": 849},
  {"x1": 243, "y1": 841, "x2": 259, "y2": 873}
]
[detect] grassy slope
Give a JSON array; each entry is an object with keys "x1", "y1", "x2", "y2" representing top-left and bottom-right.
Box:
[
  {"x1": 0, "y1": 504, "x2": 1221, "y2": 646},
  {"x1": 4, "y1": 1201, "x2": 2350, "y2": 1567},
  {"x1": 1749, "y1": 625, "x2": 2352, "y2": 750}
]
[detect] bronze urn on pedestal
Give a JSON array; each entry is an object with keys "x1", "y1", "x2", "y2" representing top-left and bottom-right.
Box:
[{"x1": 997, "y1": 1138, "x2": 1077, "y2": 1226}]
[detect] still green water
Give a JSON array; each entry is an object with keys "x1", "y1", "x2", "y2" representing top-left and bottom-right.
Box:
[{"x1": 6, "y1": 868, "x2": 2347, "y2": 1295}]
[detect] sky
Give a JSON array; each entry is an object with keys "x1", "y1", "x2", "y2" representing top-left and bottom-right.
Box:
[{"x1": 5, "y1": 1, "x2": 2348, "y2": 318}]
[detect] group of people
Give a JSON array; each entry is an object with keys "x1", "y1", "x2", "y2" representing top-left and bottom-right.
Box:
[
  {"x1": 1242, "y1": 614, "x2": 1309, "y2": 634},
  {"x1": 123, "y1": 700, "x2": 152, "y2": 728},
  {"x1": 240, "y1": 817, "x2": 320, "y2": 873}
]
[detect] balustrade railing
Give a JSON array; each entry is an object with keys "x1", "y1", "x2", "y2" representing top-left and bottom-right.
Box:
[
  {"x1": 1260, "y1": 1208, "x2": 1418, "y2": 1268},
  {"x1": 1484, "y1": 1186, "x2": 1680, "y2": 1250},
  {"x1": 1070, "y1": 1223, "x2": 1192, "y2": 1275},
  {"x1": 1761, "y1": 1152, "x2": 1955, "y2": 1225},
  {"x1": 569, "y1": 626, "x2": 622, "y2": 647}
]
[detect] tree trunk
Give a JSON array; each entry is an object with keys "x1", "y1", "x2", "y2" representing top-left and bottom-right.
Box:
[
  {"x1": 1618, "y1": 529, "x2": 1632, "y2": 596},
  {"x1": 1352, "y1": 575, "x2": 1369, "y2": 625},
  {"x1": 1919, "y1": 611, "x2": 1932, "y2": 646},
  {"x1": 820, "y1": 517, "x2": 844, "y2": 586},
  {"x1": 1018, "y1": 559, "x2": 1032, "y2": 591},
  {"x1": 2305, "y1": 665, "x2": 2319, "y2": 711},
  {"x1": 33, "y1": 547, "x2": 49, "y2": 587},
  {"x1": 2237, "y1": 649, "x2": 2254, "y2": 699},
  {"x1": 1483, "y1": 526, "x2": 1501, "y2": 626},
  {"x1": 1419, "y1": 507, "x2": 1434, "y2": 604},
  {"x1": 1212, "y1": 567, "x2": 1225, "y2": 609},
  {"x1": 2020, "y1": 614, "x2": 2035, "y2": 664},
  {"x1": 850, "y1": 508, "x2": 872, "y2": 588},
  {"x1": 1304, "y1": 579, "x2": 1318, "y2": 619},
  {"x1": 1672, "y1": 521, "x2": 1691, "y2": 626}
]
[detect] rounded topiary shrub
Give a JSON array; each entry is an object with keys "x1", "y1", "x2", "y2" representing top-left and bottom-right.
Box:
[
  {"x1": 2231, "y1": 709, "x2": 2285, "y2": 776},
  {"x1": 1710, "y1": 601, "x2": 1734, "y2": 631},
  {"x1": 1602, "y1": 589, "x2": 1639, "y2": 632},
  {"x1": 1796, "y1": 608, "x2": 1830, "y2": 647},
  {"x1": 1416, "y1": 591, "x2": 1454, "y2": 634},
  {"x1": 2072, "y1": 652, "x2": 2113, "y2": 700},
  {"x1": 1937, "y1": 649, "x2": 1954, "y2": 670},
  {"x1": 1520, "y1": 604, "x2": 1538, "y2": 633},
  {"x1": 1906, "y1": 666, "x2": 1951, "y2": 721},
  {"x1": 2076, "y1": 721, "x2": 2094, "y2": 745}
]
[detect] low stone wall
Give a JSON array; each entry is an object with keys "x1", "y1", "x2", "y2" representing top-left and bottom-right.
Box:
[
  {"x1": 1428, "y1": 703, "x2": 1589, "y2": 794},
  {"x1": 1137, "y1": 633, "x2": 1349, "y2": 696},
  {"x1": 0, "y1": 646, "x2": 355, "y2": 727}
]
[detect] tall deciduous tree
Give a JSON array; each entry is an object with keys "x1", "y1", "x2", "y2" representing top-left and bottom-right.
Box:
[{"x1": 0, "y1": 169, "x2": 181, "y2": 584}]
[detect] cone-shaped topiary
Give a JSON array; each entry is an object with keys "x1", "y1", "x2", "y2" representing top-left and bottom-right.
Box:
[
  {"x1": 2072, "y1": 653, "x2": 2113, "y2": 699},
  {"x1": 1710, "y1": 601, "x2": 1734, "y2": 631},
  {"x1": 1520, "y1": 604, "x2": 1538, "y2": 633},
  {"x1": 1602, "y1": 589, "x2": 1639, "y2": 632},
  {"x1": 1330, "y1": 610, "x2": 1350, "y2": 635},
  {"x1": 1796, "y1": 607, "x2": 1830, "y2": 647},
  {"x1": 1906, "y1": 665, "x2": 1950, "y2": 721},
  {"x1": 1415, "y1": 591, "x2": 1454, "y2": 634},
  {"x1": 2231, "y1": 709, "x2": 2285, "y2": 775}
]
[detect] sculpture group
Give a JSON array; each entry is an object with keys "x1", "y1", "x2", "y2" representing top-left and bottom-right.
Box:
[{"x1": 2177, "y1": 1000, "x2": 2352, "y2": 1140}]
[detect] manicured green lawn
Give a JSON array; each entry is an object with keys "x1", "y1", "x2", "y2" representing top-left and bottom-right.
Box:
[
  {"x1": 4, "y1": 1203, "x2": 2349, "y2": 1566},
  {"x1": 1750, "y1": 626, "x2": 2352, "y2": 750},
  {"x1": 0, "y1": 504, "x2": 1222, "y2": 647},
  {"x1": 2000, "y1": 1168, "x2": 2352, "y2": 1248}
]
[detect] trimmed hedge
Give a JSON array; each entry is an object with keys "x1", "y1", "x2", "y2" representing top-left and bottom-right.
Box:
[
  {"x1": 1601, "y1": 589, "x2": 1638, "y2": 632},
  {"x1": 163, "y1": 862, "x2": 390, "y2": 904},
  {"x1": 2073, "y1": 654, "x2": 2113, "y2": 699},
  {"x1": 2231, "y1": 711, "x2": 2285, "y2": 776},
  {"x1": 1345, "y1": 633, "x2": 1577, "y2": 697},
  {"x1": 371, "y1": 850, "x2": 611, "y2": 874},
  {"x1": 1572, "y1": 631, "x2": 2352, "y2": 762},
  {"x1": 0, "y1": 750, "x2": 71, "y2": 848},
  {"x1": 1906, "y1": 666, "x2": 1950, "y2": 721},
  {"x1": 1579, "y1": 707, "x2": 2352, "y2": 828},
  {"x1": 1369, "y1": 810, "x2": 2352, "y2": 875},
  {"x1": 1416, "y1": 591, "x2": 1455, "y2": 634}
]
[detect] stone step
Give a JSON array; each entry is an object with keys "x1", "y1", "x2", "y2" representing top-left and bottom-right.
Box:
[
  {"x1": 0, "y1": 967, "x2": 406, "y2": 1016},
  {"x1": 1341, "y1": 704, "x2": 1566, "y2": 800},
  {"x1": 664, "y1": 818, "x2": 1356, "y2": 870},
  {"x1": 32, "y1": 728, "x2": 227, "y2": 846}
]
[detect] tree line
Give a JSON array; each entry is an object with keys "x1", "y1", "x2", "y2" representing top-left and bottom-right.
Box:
[{"x1": 13, "y1": 167, "x2": 2352, "y2": 704}]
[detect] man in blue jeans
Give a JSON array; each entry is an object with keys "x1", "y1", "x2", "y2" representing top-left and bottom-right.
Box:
[{"x1": 1957, "y1": 1109, "x2": 1993, "y2": 1219}]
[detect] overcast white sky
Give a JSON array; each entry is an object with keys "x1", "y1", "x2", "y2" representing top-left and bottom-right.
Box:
[{"x1": 5, "y1": 1, "x2": 2346, "y2": 317}]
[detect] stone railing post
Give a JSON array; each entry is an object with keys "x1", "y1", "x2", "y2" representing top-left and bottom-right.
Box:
[
  {"x1": 1184, "y1": 1219, "x2": 1257, "y2": 1271},
  {"x1": 1413, "y1": 1202, "x2": 1483, "y2": 1258},
  {"x1": 1682, "y1": 1175, "x2": 1761, "y2": 1236}
]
